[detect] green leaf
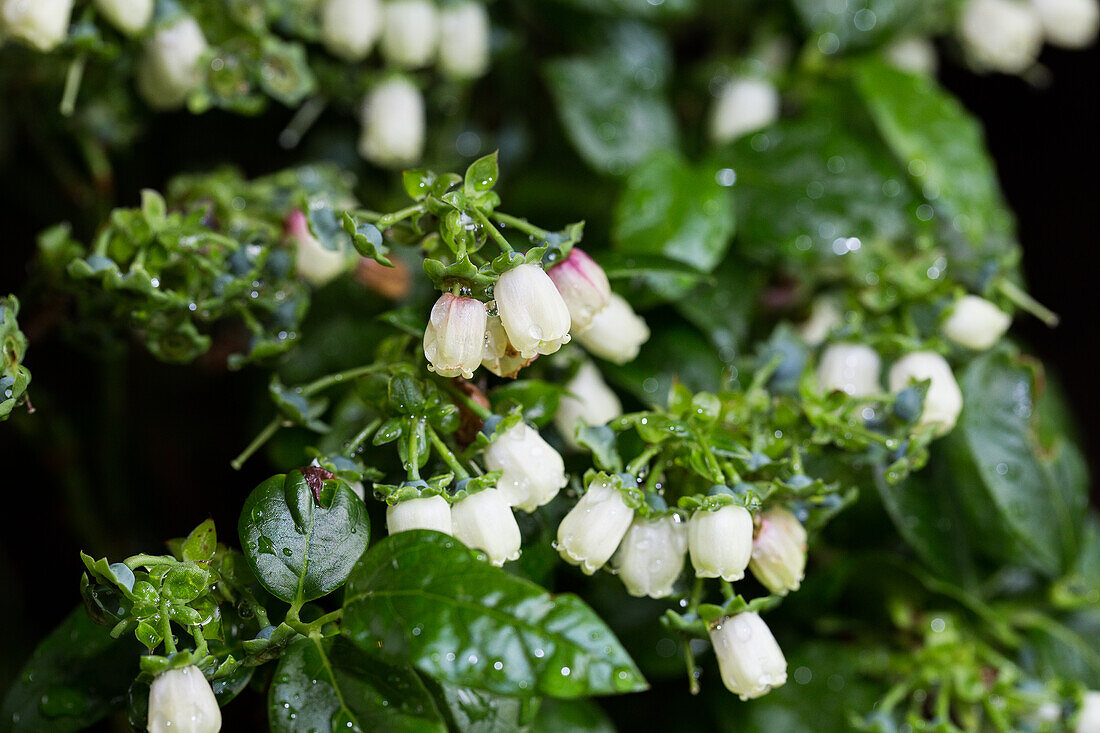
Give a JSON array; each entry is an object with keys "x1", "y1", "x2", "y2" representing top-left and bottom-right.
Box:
[
  {"x1": 944, "y1": 350, "x2": 1089, "y2": 576},
  {"x1": 792, "y1": 0, "x2": 937, "y2": 52},
  {"x1": 181, "y1": 519, "x2": 217, "y2": 563},
  {"x1": 269, "y1": 637, "x2": 446, "y2": 733},
  {"x1": 575, "y1": 425, "x2": 623, "y2": 473},
  {"x1": 603, "y1": 323, "x2": 724, "y2": 405},
  {"x1": 489, "y1": 380, "x2": 563, "y2": 428},
  {"x1": 239, "y1": 472, "x2": 370, "y2": 603},
  {"x1": 1, "y1": 294, "x2": 32, "y2": 420},
  {"x1": 343, "y1": 212, "x2": 391, "y2": 266},
  {"x1": 674, "y1": 257, "x2": 763, "y2": 361},
  {"x1": 1, "y1": 607, "x2": 139, "y2": 732},
  {"x1": 431, "y1": 681, "x2": 541, "y2": 733},
  {"x1": 464, "y1": 152, "x2": 500, "y2": 197},
  {"x1": 343, "y1": 531, "x2": 647, "y2": 698},
  {"x1": 612, "y1": 151, "x2": 735, "y2": 299},
  {"x1": 544, "y1": 23, "x2": 676, "y2": 175},
  {"x1": 528, "y1": 698, "x2": 614, "y2": 732}
]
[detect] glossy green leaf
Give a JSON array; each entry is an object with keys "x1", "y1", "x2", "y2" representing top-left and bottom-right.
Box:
[
  {"x1": 431, "y1": 682, "x2": 541, "y2": 733},
  {"x1": 528, "y1": 698, "x2": 614, "y2": 732},
  {"x1": 181, "y1": 519, "x2": 217, "y2": 563},
  {"x1": 239, "y1": 471, "x2": 370, "y2": 603},
  {"x1": 269, "y1": 637, "x2": 446, "y2": 733},
  {"x1": 343, "y1": 531, "x2": 647, "y2": 698}
]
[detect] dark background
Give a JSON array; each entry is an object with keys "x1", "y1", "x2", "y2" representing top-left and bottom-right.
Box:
[{"x1": 0, "y1": 41, "x2": 1097, "y2": 727}]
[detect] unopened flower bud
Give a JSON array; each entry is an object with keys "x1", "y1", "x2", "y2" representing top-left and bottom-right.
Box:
[
  {"x1": 709, "y1": 612, "x2": 787, "y2": 700},
  {"x1": 557, "y1": 477, "x2": 635, "y2": 574},
  {"x1": 889, "y1": 351, "x2": 963, "y2": 436},
  {"x1": 423, "y1": 293, "x2": 487, "y2": 379},
  {"x1": 688, "y1": 504, "x2": 754, "y2": 581},
  {"x1": 380, "y1": 0, "x2": 439, "y2": 69},
  {"x1": 612, "y1": 515, "x2": 687, "y2": 598},
  {"x1": 494, "y1": 264, "x2": 572, "y2": 359},
  {"x1": 798, "y1": 296, "x2": 843, "y2": 346},
  {"x1": 709, "y1": 77, "x2": 780, "y2": 144},
  {"x1": 1, "y1": 0, "x2": 73, "y2": 51},
  {"x1": 554, "y1": 362, "x2": 622, "y2": 449},
  {"x1": 959, "y1": 0, "x2": 1043, "y2": 74},
  {"x1": 884, "y1": 36, "x2": 939, "y2": 75},
  {"x1": 1032, "y1": 0, "x2": 1099, "y2": 47},
  {"x1": 941, "y1": 295, "x2": 1011, "y2": 351},
  {"x1": 147, "y1": 665, "x2": 221, "y2": 733},
  {"x1": 1078, "y1": 691, "x2": 1100, "y2": 733},
  {"x1": 816, "y1": 343, "x2": 882, "y2": 397},
  {"x1": 136, "y1": 16, "x2": 208, "y2": 110},
  {"x1": 573, "y1": 293, "x2": 649, "y2": 365},
  {"x1": 359, "y1": 77, "x2": 425, "y2": 168},
  {"x1": 481, "y1": 315, "x2": 530, "y2": 378},
  {"x1": 386, "y1": 494, "x2": 452, "y2": 535},
  {"x1": 451, "y1": 488, "x2": 521, "y2": 566},
  {"x1": 286, "y1": 210, "x2": 350, "y2": 286},
  {"x1": 438, "y1": 1, "x2": 490, "y2": 80},
  {"x1": 484, "y1": 422, "x2": 567, "y2": 511},
  {"x1": 321, "y1": 0, "x2": 383, "y2": 61},
  {"x1": 546, "y1": 248, "x2": 611, "y2": 331},
  {"x1": 94, "y1": 0, "x2": 152, "y2": 36},
  {"x1": 749, "y1": 507, "x2": 807, "y2": 596}
]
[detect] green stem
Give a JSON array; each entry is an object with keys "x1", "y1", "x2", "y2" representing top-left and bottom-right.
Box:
[
  {"x1": 490, "y1": 211, "x2": 550, "y2": 241},
  {"x1": 345, "y1": 418, "x2": 382, "y2": 457},
  {"x1": 426, "y1": 425, "x2": 469, "y2": 479},
  {"x1": 441, "y1": 380, "x2": 492, "y2": 419},
  {"x1": 285, "y1": 602, "x2": 344, "y2": 637},
  {"x1": 231, "y1": 417, "x2": 285, "y2": 471},
  {"x1": 719, "y1": 580, "x2": 736, "y2": 601},
  {"x1": 625, "y1": 443, "x2": 663, "y2": 477},
  {"x1": 683, "y1": 639, "x2": 700, "y2": 696},
  {"x1": 125, "y1": 554, "x2": 178, "y2": 570},
  {"x1": 278, "y1": 96, "x2": 328, "y2": 149},
  {"x1": 997, "y1": 280, "x2": 1059, "y2": 327},
  {"x1": 643, "y1": 455, "x2": 667, "y2": 494},
  {"x1": 303, "y1": 364, "x2": 383, "y2": 396},
  {"x1": 160, "y1": 599, "x2": 177, "y2": 654},
  {"x1": 406, "y1": 420, "x2": 422, "y2": 481},
  {"x1": 376, "y1": 203, "x2": 425, "y2": 230},
  {"x1": 59, "y1": 53, "x2": 87, "y2": 117},
  {"x1": 471, "y1": 207, "x2": 513, "y2": 254}
]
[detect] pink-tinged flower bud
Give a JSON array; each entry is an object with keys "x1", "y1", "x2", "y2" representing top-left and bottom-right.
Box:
[
  {"x1": 286, "y1": 210, "x2": 350, "y2": 286},
  {"x1": 613, "y1": 515, "x2": 687, "y2": 598},
  {"x1": 1, "y1": 0, "x2": 73, "y2": 51},
  {"x1": 888, "y1": 351, "x2": 963, "y2": 436},
  {"x1": 451, "y1": 488, "x2": 521, "y2": 566},
  {"x1": 95, "y1": 0, "x2": 153, "y2": 36},
  {"x1": 1033, "y1": 0, "x2": 1099, "y2": 48},
  {"x1": 386, "y1": 495, "x2": 452, "y2": 535},
  {"x1": 688, "y1": 505, "x2": 753, "y2": 581},
  {"x1": 494, "y1": 264, "x2": 572, "y2": 359},
  {"x1": 557, "y1": 477, "x2": 635, "y2": 574},
  {"x1": 959, "y1": 0, "x2": 1042, "y2": 74},
  {"x1": 147, "y1": 665, "x2": 221, "y2": 733},
  {"x1": 749, "y1": 507, "x2": 807, "y2": 595},
  {"x1": 438, "y1": 1, "x2": 490, "y2": 80},
  {"x1": 941, "y1": 295, "x2": 1011, "y2": 351},
  {"x1": 136, "y1": 16, "x2": 208, "y2": 110},
  {"x1": 481, "y1": 315, "x2": 531, "y2": 378},
  {"x1": 709, "y1": 77, "x2": 779, "y2": 144},
  {"x1": 423, "y1": 293, "x2": 487, "y2": 379},
  {"x1": 359, "y1": 77, "x2": 425, "y2": 168},
  {"x1": 321, "y1": 0, "x2": 383, "y2": 61},
  {"x1": 484, "y1": 422, "x2": 567, "y2": 511},
  {"x1": 709, "y1": 612, "x2": 787, "y2": 700},
  {"x1": 573, "y1": 293, "x2": 649, "y2": 365},
  {"x1": 1078, "y1": 690, "x2": 1100, "y2": 733},
  {"x1": 816, "y1": 343, "x2": 881, "y2": 397},
  {"x1": 546, "y1": 248, "x2": 611, "y2": 331},
  {"x1": 380, "y1": 0, "x2": 439, "y2": 69},
  {"x1": 554, "y1": 362, "x2": 622, "y2": 450}
]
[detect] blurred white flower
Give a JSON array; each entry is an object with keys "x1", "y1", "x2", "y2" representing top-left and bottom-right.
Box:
[
  {"x1": 321, "y1": 0, "x2": 383, "y2": 61},
  {"x1": 959, "y1": 0, "x2": 1043, "y2": 74},
  {"x1": 553, "y1": 362, "x2": 622, "y2": 450},
  {"x1": 1, "y1": 0, "x2": 73, "y2": 51},
  {"x1": 573, "y1": 293, "x2": 649, "y2": 365},
  {"x1": 380, "y1": 0, "x2": 439, "y2": 69},
  {"x1": 709, "y1": 77, "x2": 779, "y2": 144},
  {"x1": 137, "y1": 16, "x2": 208, "y2": 110},
  {"x1": 359, "y1": 77, "x2": 425, "y2": 168},
  {"x1": 816, "y1": 343, "x2": 882, "y2": 397},
  {"x1": 889, "y1": 351, "x2": 964, "y2": 436},
  {"x1": 1031, "y1": 0, "x2": 1099, "y2": 47},
  {"x1": 438, "y1": 1, "x2": 490, "y2": 79},
  {"x1": 941, "y1": 295, "x2": 1011, "y2": 351}
]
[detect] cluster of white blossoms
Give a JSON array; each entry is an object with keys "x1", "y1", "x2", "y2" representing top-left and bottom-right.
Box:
[
  {"x1": 959, "y1": 0, "x2": 1099, "y2": 73},
  {"x1": 1, "y1": 0, "x2": 155, "y2": 49},
  {"x1": 146, "y1": 665, "x2": 222, "y2": 733},
  {"x1": 422, "y1": 248, "x2": 649, "y2": 381},
  {"x1": 348, "y1": 0, "x2": 491, "y2": 167},
  {"x1": 811, "y1": 293, "x2": 1012, "y2": 436}
]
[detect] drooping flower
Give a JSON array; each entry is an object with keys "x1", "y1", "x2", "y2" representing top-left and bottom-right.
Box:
[
  {"x1": 451, "y1": 487, "x2": 521, "y2": 566},
  {"x1": 940, "y1": 295, "x2": 1011, "y2": 351},
  {"x1": 359, "y1": 77, "x2": 425, "y2": 168},
  {"x1": 147, "y1": 665, "x2": 222, "y2": 733},
  {"x1": 136, "y1": 16, "x2": 209, "y2": 110},
  {"x1": 553, "y1": 362, "x2": 622, "y2": 449},
  {"x1": 546, "y1": 248, "x2": 611, "y2": 332},
  {"x1": 95, "y1": 0, "x2": 153, "y2": 37},
  {"x1": 437, "y1": 1, "x2": 490, "y2": 80},
  {"x1": 816, "y1": 343, "x2": 882, "y2": 397},
  {"x1": 481, "y1": 315, "x2": 531, "y2": 378},
  {"x1": 888, "y1": 351, "x2": 963, "y2": 436},
  {"x1": 386, "y1": 494, "x2": 452, "y2": 535},
  {"x1": 321, "y1": 0, "x2": 383, "y2": 61},
  {"x1": 494, "y1": 263, "x2": 572, "y2": 359},
  {"x1": 688, "y1": 504, "x2": 753, "y2": 581},
  {"x1": 557, "y1": 476, "x2": 635, "y2": 575},
  {"x1": 286, "y1": 209, "x2": 350, "y2": 286},
  {"x1": 959, "y1": 0, "x2": 1043, "y2": 74},
  {"x1": 709, "y1": 612, "x2": 788, "y2": 700},
  {"x1": 1032, "y1": 0, "x2": 1099, "y2": 48},
  {"x1": 423, "y1": 293, "x2": 487, "y2": 379},
  {"x1": 573, "y1": 293, "x2": 649, "y2": 365},
  {"x1": 612, "y1": 515, "x2": 687, "y2": 598},
  {"x1": 380, "y1": 0, "x2": 439, "y2": 69},
  {"x1": 748, "y1": 507, "x2": 807, "y2": 596},
  {"x1": 709, "y1": 77, "x2": 780, "y2": 144},
  {"x1": 1, "y1": 0, "x2": 73, "y2": 51},
  {"x1": 483, "y1": 421, "x2": 567, "y2": 511}
]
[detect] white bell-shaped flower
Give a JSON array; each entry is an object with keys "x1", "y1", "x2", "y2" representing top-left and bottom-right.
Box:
[
  {"x1": 1032, "y1": 0, "x2": 1099, "y2": 47},
  {"x1": 1078, "y1": 691, "x2": 1100, "y2": 733},
  {"x1": 286, "y1": 210, "x2": 349, "y2": 286},
  {"x1": 451, "y1": 487, "x2": 521, "y2": 566},
  {"x1": 749, "y1": 507, "x2": 807, "y2": 596},
  {"x1": 95, "y1": 0, "x2": 153, "y2": 36},
  {"x1": 709, "y1": 77, "x2": 780, "y2": 144},
  {"x1": 554, "y1": 362, "x2": 622, "y2": 450},
  {"x1": 546, "y1": 247, "x2": 611, "y2": 332},
  {"x1": 709, "y1": 612, "x2": 788, "y2": 701},
  {"x1": 573, "y1": 293, "x2": 649, "y2": 365},
  {"x1": 959, "y1": 0, "x2": 1043, "y2": 74},
  {"x1": 494, "y1": 263, "x2": 572, "y2": 359},
  {"x1": 941, "y1": 295, "x2": 1011, "y2": 351},
  {"x1": 816, "y1": 343, "x2": 882, "y2": 397},
  {"x1": 147, "y1": 665, "x2": 222, "y2": 733},
  {"x1": 438, "y1": 1, "x2": 490, "y2": 80},
  {"x1": 688, "y1": 504, "x2": 753, "y2": 581},
  {"x1": 321, "y1": 0, "x2": 383, "y2": 61},
  {"x1": 380, "y1": 0, "x2": 439, "y2": 69},
  {"x1": 1, "y1": 0, "x2": 73, "y2": 51},
  {"x1": 884, "y1": 36, "x2": 939, "y2": 75},
  {"x1": 423, "y1": 293, "x2": 487, "y2": 379},
  {"x1": 798, "y1": 296, "x2": 843, "y2": 347},
  {"x1": 359, "y1": 77, "x2": 425, "y2": 168},
  {"x1": 612, "y1": 515, "x2": 687, "y2": 599},
  {"x1": 557, "y1": 477, "x2": 635, "y2": 575},
  {"x1": 889, "y1": 351, "x2": 963, "y2": 436},
  {"x1": 136, "y1": 16, "x2": 208, "y2": 110},
  {"x1": 386, "y1": 495, "x2": 452, "y2": 535},
  {"x1": 481, "y1": 315, "x2": 530, "y2": 378},
  {"x1": 484, "y1": 422, "x2": 567, "y2": 511}
]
